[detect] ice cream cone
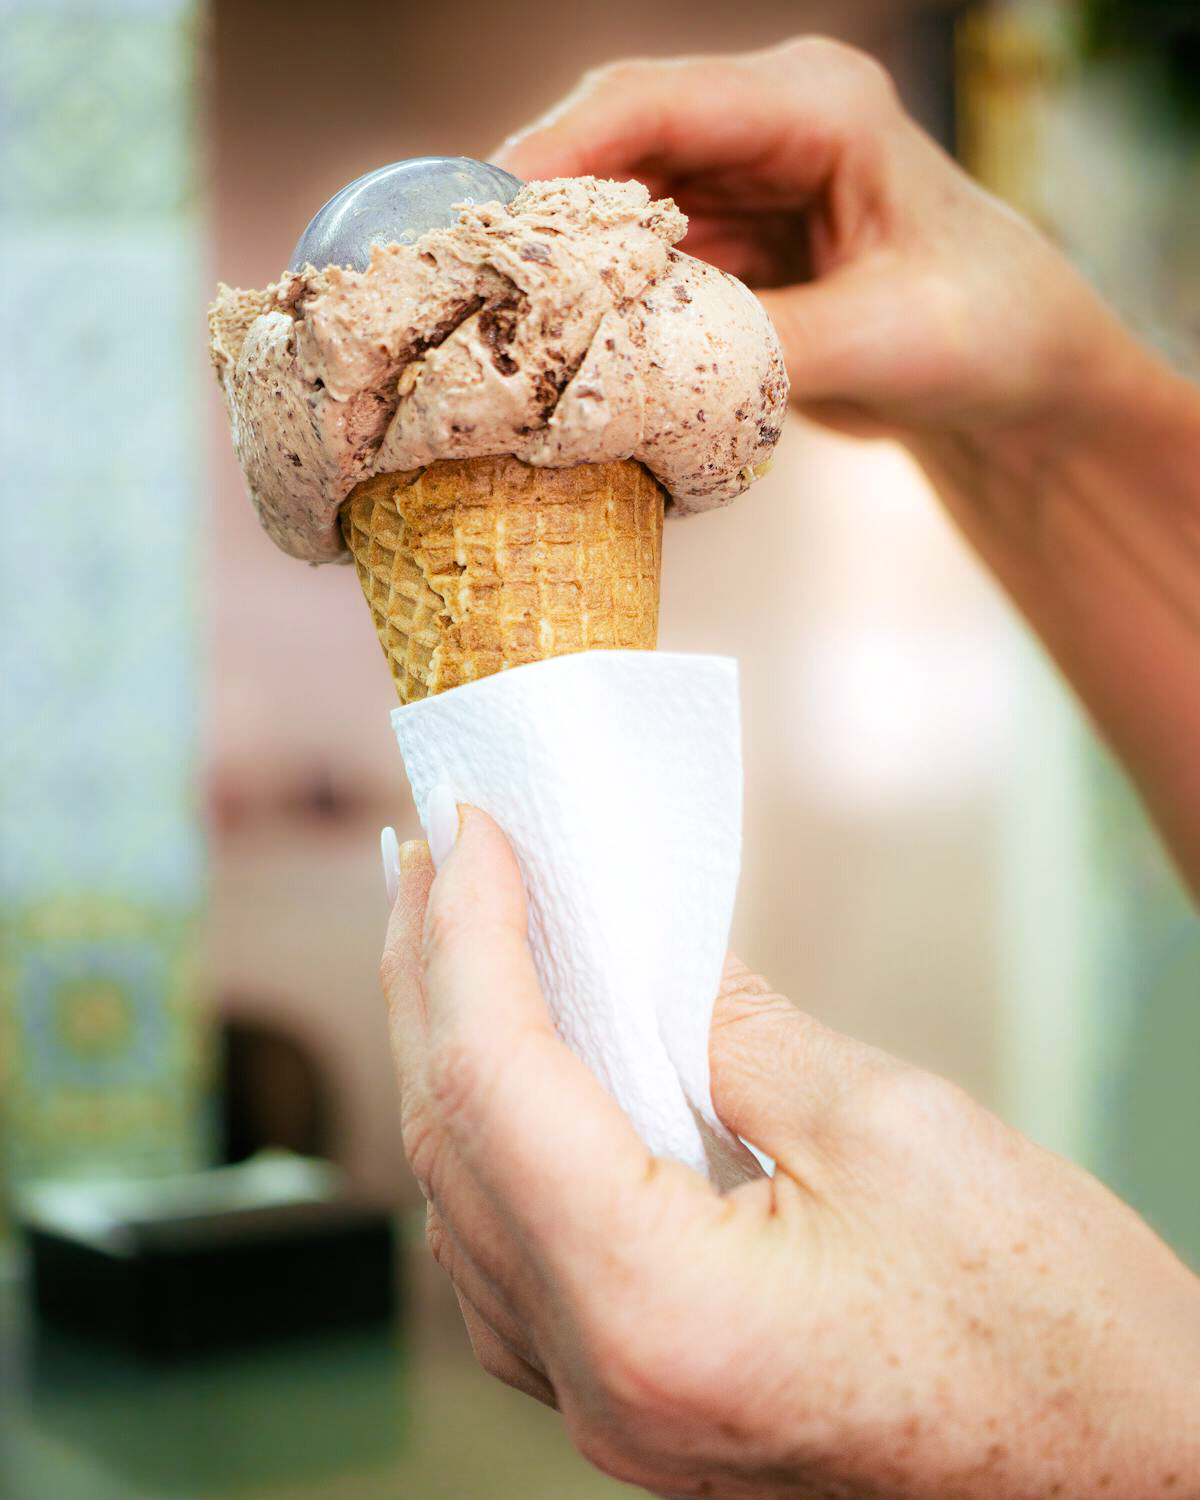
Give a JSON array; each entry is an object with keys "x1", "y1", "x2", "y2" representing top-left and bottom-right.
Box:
[{"x1": 339, "y1": 455, "x2": 664, "y2": 702}]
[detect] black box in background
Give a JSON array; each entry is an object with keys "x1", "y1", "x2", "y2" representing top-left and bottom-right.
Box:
[{"x1": 20, "y1": 1155, "x2": 398, "y2": 1361}]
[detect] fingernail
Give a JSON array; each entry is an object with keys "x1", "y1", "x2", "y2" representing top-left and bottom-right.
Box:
[
  {"x1": 380, "y1": 826, "x2": 401, "y2": 906},
  {"x1": 425, "y1": 782, "x2": 460, "y2": 871}
]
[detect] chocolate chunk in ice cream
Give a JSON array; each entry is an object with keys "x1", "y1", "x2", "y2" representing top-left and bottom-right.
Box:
[{"x1": 210, "y1": 177, "x2": 788, "y2": 562}]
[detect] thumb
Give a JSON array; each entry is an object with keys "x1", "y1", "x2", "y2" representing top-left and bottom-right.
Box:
[
  {"x1": 757, "y1": 263, "x2": 900, "y2": 416},
  {"x1": 709, "y1": 955, "x2": 898, "y2": 1178}
]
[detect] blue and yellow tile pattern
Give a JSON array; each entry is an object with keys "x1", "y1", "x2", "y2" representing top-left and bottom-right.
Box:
[{"x1": 0, "y1": 0, "x2": 211, "y2": 1217}]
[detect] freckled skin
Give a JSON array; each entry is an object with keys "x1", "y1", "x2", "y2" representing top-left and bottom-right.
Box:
[
  {"x1": 384, "y1": 814, "x2": 1200, "y2": 1500},
  {"x1": 358, "y1": 32, "x2": 1200, "y2": 1498},
  {"x1": 209, "y1": 178, "x2": 787, "y2": 562}
]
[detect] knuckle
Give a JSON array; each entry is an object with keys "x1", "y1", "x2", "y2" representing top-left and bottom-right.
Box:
[
  {"x1": 462, "y1": 1317, "x2": 528, "y2": 1394},
  {"x1": 777, "y1": 34, "x2": 842, "y2": 66},
  {"x1": 720, "y1": 953, "x2": 773, "y2": 997},
  {"x1": 568, "y1": 1416, "x2": 647, "y2": 1488},
  {"x1": 425, "y1": 1035, "x2": 485, "y2": 1129},
  {"x1": 398, "y1": 1094, "x2": 441, "y2": 1199},
  {"x1": 851, "y1": 1065, "x2": 974, "y2": 1148},
  {"x1": 420, "y1": 898, "x2": 469, "y2": 972},
  {"x1": 844, "y1": 49, "x2": 898, "y2": 111},
  {"x1": 787, "y1": 37, "x2": 896, "y2": 109},
  {"x1": 712, "y1": 968, "x2": 788, "y2": 1029},
  {"x1": 565, "y1": 1274, "x2": 740, "y2": 1485},
  {"x1": 378, "y1": 945, "x2": 407, "y2": 998},
  {"x1": 580, "y1": 1313, "x2": 686, "y2": 1436},
  {"x1": 652, "y1": 1474, "x2": 719, "y2": 1500},
  {"x1": 424, "y1": 1208, "x2": 450, "y2": 1269},
  {"x1": 474, "y1": 1341, "x2": 510, "y2": 1384},
  {"x1": 584, "y1": 55, "x2": 650, "y2": 92}
]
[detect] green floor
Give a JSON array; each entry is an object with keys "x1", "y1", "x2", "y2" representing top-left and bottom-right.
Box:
[{"x1": 0, "y1": 1221, "x2": 633, "y2": 1500}]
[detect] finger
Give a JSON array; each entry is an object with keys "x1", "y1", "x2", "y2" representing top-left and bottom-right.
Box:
[
  {"x1": 381, "y1": 838, "x2": 436, "y2": 1042},
  {"x1": 709, "y1": 955, "x2": 898, "y2": 1177},
  {"x1": 757, "y1": 269, "x2": 895, "y2": 405},
  {"x1": 378, "y1": 839, "x2": 442, "y2": 1205},
  {"x1": 675, "y1": 209, "x2": 809, "y2": 288},
  {"x1": 455, "y1": 1288, "x2": 559, "y2": 1409},
  {"x1": 493, "y1": 49, "x2": 843, "y2": 200},
  {"x1": 425, "y1": 1204, "x2": 548, "y2": 1376},
  {"x1": 409, "y1": 1115, "x2": 555, "y2": 1332},
  {"x1": 758, "y1": 247, "x2": 942, "y2": 413},
  {"x1": 421, "y1": 808, "x2": 712, "y2": 1256}
]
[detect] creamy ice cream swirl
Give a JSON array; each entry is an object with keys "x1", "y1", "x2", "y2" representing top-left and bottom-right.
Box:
[{"x1": 210, "y1": 177, "x2": 789, "y2": 562}]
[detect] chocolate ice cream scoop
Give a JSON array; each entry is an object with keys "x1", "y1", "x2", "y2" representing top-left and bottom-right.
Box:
[
  {"x1": 289, "y1": 156, "x2": 523, "y2": 273},
  {"x1": 211, "y1": 176, "x2": 789, "y2": 562}
]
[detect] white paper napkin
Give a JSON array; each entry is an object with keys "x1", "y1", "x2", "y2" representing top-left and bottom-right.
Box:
[{"x1": 391, "y1": 649, "x2": 754, "y2": 1187}]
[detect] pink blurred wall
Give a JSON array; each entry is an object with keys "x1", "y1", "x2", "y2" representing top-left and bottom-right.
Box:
[{"x1": 204, "y1": 0, "x2": 1011, "y2": 1203}]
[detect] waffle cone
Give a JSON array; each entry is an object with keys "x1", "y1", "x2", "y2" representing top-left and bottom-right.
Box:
[{"x1": 340, "y1": 455, "x2": 665, "y2": 702}]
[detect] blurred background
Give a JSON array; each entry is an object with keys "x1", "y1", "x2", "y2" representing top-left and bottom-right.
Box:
[{"x1": 1, "y1": 0, "x2": 1197, "y2": 1495}]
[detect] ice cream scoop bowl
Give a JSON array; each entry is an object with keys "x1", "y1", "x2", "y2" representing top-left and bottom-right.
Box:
[
  {"x1": 289, "y1": 156, "x2": 523, "y2": 273},
  {"x1": 291, "y1": 157, "x2": 665, "y2": 702}
]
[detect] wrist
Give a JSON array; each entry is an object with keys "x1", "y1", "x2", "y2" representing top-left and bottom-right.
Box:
[
  {"x1": 912, "y1": 312, "x2": 1200, "y2": 892},
  {"x1": 911, "y1": 310, "x2": 1200, "y2": 572},
  {"x1": 1046, "y1": 314, "x2": 1200, "y2": 485}
]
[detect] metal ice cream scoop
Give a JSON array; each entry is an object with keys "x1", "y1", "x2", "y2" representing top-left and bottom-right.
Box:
[{"x1": 288, "y1": 156, "x2": 524, "y2": 273}]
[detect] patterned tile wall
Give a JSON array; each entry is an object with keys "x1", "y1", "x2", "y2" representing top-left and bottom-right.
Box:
[{"x1": 0, "y1": 0, "x2": 212, "y2": 1213}]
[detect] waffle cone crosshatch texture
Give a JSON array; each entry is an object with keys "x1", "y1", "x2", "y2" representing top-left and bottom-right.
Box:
[{"x1": 340, "y1": 455, "x2": 665, "y2": 701}]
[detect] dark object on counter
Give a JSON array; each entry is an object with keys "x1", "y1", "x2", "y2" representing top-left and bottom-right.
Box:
[{"x1": 20, "y1": 1156, "x2": 397, "y2": 1361}]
